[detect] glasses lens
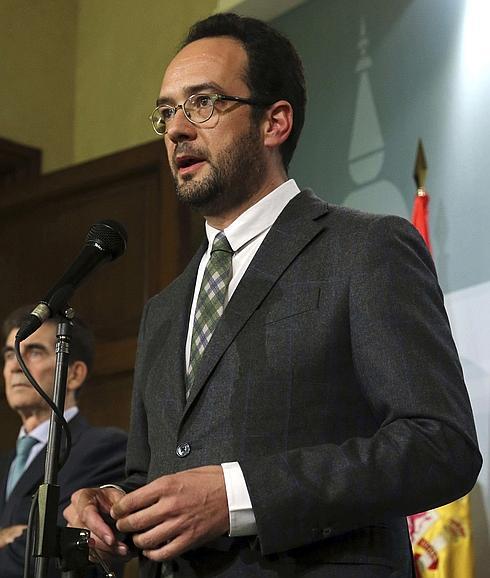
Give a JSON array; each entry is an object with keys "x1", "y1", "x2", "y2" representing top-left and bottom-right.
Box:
[
  {"x1": 151, "y1": 106, "x2": 173, "y2": 134},
  {"x1": 185, "y1": 94, "x2": 215, "y2": 123}
]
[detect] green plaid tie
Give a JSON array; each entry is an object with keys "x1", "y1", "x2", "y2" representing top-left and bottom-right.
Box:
[{"x1": 187, "y1": 232, "x2": 233, "y2": 396}]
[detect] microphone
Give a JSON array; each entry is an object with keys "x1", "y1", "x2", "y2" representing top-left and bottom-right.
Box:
[{"x1": 16, "y1": 220, "x2": 127, "y2": 342}]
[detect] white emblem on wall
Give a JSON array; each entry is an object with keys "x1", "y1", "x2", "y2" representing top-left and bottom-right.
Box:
[{"x1": 343, "y1": 18, "x2": 408, "y2": 217}]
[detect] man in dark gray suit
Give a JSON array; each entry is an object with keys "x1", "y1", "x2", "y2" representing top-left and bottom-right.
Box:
[{"x1": 64, "y1": 13, "x2": 481, "y2": 578}]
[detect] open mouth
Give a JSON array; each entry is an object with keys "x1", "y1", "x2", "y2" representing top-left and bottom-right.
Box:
[{"x1": 175, "y1": 155, "x2": 206, "y2": 175}]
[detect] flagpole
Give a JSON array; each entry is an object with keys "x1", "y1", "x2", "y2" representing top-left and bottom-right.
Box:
[
  {"x1": 411, "y1": 140, "x2": 432, "y2": 252},
  {"x1": 408, "y1": 140, "x2": 475, "y2": 578}
]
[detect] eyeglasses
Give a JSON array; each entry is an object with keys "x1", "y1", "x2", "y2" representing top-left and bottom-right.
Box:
[{"x1": 149, "y1": 93, "x2": 269, "y2": 135}]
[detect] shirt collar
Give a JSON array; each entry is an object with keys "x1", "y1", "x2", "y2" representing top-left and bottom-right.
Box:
[
  {"x1": 19, "y1": 406, "x2": 79, "y2": 445},
  {"x1": 205, "y1": 179, "x2": 301, "y2": 254}
]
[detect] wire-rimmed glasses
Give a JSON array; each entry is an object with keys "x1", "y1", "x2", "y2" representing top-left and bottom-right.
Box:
[{"x1": 149, "y1": 93, "x2": 269, "y2": 135}]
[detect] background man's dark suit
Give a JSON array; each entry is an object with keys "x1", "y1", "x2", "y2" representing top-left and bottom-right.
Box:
[
  {"x1": 0, "y1": 413, "x2": 127, "y2": 577},
  {"x1": 122, "y1": 190, "x2": 481, "y2": 577}
]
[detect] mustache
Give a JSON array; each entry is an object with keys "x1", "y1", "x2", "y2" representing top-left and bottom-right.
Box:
[{"x1": 172, "y1": 143, "x2": 208, "y2": 164}]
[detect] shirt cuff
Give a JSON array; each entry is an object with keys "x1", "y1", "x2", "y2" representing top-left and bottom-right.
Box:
[
  {"x1": 221, "y1": 462, "x2": 257, "y2": 536},
  {"x1": 99, "y1": 483, "x2": 126, "y2": 494}
]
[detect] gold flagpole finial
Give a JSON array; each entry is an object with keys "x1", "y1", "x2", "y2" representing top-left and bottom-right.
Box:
[{"x1": 414, "y1": 139, "x2": 428, "y2": 195}]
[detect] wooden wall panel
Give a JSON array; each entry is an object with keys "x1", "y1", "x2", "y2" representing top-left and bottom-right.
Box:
[{"x1": 0, "y1": 137, "x2": 41, "y2": 187}]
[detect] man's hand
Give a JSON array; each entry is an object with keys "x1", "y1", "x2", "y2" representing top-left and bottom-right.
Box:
[
  {"x1": 112, "y1": 465, "x2": 229, "y2": 561},
  {"x1": 0, "y1": 525, "x2": 27, "y2": 548},
  {"x1": 63, "y1": 487, "x2": 131, "y2": 559}
]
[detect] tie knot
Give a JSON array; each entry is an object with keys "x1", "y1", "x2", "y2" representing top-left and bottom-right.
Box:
[
  {"x1": 16, "y1": 435, "x2": 37, "y2": 458},
  {"x1": 211, "y1": 232, "x2": 233, "y2": 255}
]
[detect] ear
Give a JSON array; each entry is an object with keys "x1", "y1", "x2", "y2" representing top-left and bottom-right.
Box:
[
  {"x1": 66, "y1": 360, "x2": 88, "y2": 394},
  {"x1": 262, "y1": 100, "x2": 293, "y2": 150}
]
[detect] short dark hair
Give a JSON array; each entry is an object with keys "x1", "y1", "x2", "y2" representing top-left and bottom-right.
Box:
[
  {"x1": 183, "y1": 12, "x2": 306, "y2": 170},
  {"x1": 2, "y1": 305, "x2": 95, "y2": 377}
]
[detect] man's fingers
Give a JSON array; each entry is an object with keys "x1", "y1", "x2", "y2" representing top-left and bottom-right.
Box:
[
  {"x1": 0, "y1": 524, "x2": 29, "y2": 547},
  {"x1": 111, "y1": 479, "x2": 162, "y2": 519},
  {"x1": 142, "y1": 533, "x2": 190, "y2": 562},
  {"x1": 81, "y1": 505, "x2": 119, "y2": 547},
  {"x1": 109, "y1": 467, "x2": 229, "y2": 559},
  {"x1": 88, "y1": 541, "x2": 133, "y2": 563},
  {"x1": 64, "y1": 487, "x2": 127, "y2": 550},
  {"x1": 72, "y1": 486, "x2": 123, "y2": 513},
  {"x1": 116, "y1": 497, "x2": 174, "y2": 533},
  {"x1": 130, "y1": 516, "x2": 181, "y2": 550},
  {"x1": 64, "y1": 499, "x2": 113, "y2": 543}
]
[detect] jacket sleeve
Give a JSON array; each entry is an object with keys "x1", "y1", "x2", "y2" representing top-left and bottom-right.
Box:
[{"x1": 240, "y1": 215, "x2": 482, "y2": 555}]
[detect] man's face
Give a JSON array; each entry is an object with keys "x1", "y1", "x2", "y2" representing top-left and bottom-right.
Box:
[
  {"x1": 159, "y1": 36, "x2": 268, "y2": 216},
  {"x1": 2, "y1": 323, "x2": 57, "y2": 417}
]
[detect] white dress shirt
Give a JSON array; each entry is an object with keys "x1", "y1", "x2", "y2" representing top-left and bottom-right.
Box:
[
  {"x1": 11, "y1": 406, "x2": 79, "y2": 473},
  {"x1": 185, "y1": 179, "x2": 301, "y2": 536}
]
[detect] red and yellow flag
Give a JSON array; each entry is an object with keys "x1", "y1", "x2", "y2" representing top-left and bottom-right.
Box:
[
  {"x1": 408, "y1": 496, "x2": 474, "y2": 578},
  {"x1": 408, "y1": 164, "x2": 475, "y2": 577}
]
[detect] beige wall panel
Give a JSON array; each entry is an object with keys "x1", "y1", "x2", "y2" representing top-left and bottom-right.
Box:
[
  {"x1": 74, "y1": 0, "x2": 218, "y2": 165},
  {"x1": 0, "y1": 0, "x2": 301, "y2": 173},
  {"x1": 0, "y1": 0, "x2": 77, "y2": 172}
]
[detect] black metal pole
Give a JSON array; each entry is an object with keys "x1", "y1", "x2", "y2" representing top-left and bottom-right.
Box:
[{"x1": 34, "y1": 318, "x2": 72, "y2": 578}]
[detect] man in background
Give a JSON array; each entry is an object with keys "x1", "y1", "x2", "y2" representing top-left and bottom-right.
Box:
[
  {"x1": 0, "y1": 305, "x2": 128, "y2": 577},
  {"x1": 65, "y1": 13, "x2": 481, "y2": 578}
]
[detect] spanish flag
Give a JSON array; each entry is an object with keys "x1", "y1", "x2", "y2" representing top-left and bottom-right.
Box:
[
  {"x1": 408, "y1": 145, "x2": 475, "y2": 577},
  {"x1": 408, "y1": 496, "x2": 475, "y2": 578}
]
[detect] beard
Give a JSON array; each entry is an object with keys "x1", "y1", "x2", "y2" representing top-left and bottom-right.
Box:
[{"x1": 171, "y1": 122, "x2": 267, "y2": 217}]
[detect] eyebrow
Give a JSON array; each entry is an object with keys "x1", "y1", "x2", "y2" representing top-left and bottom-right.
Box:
[
  {"x1": 25, "y1": 343, "x2": 50, "y2": 353},
  {"x1": 156, "y1": 82, "x2": 225, "y2": 106},
  {"x1": 1, "y1": 343, "x2": 50, "y2": 358},
  {"x1": 1, "y1": 345, "x2": 12, "y2": 358}
]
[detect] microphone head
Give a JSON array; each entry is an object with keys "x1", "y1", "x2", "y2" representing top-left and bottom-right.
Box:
[{"x1": 86, "y1": 220, "x2": 128, "y2": 260}]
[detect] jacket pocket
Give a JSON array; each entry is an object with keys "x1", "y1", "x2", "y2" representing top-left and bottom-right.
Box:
[{"x1": 262, "y1": 286, "x2": 321, "y2": 325}]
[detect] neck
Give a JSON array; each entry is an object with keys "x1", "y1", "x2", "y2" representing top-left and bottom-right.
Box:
[
  {"x1": 20, "y1": 398, "x2": 77, "y2": 433},
  {"x1": 205, "y1": 169, "x2": 288, "y2": 230},
  {"x1": 21, "y1": 410, "x2": 50, "y2": 433}
]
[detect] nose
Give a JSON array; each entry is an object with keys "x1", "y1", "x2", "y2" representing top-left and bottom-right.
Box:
[
  {"x1": 3, "y1": 356, "x2": 23, "y2": 387},
  {"x1": 5, "y1": 354, "x2": 23, "y2": 373},
  {"x1": 165, "y1": 107, "x2": 197, "y2": 144}
]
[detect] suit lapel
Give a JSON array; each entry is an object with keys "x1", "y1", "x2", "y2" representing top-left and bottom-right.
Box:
[
  {"x1": 156, "y1": 243, "x2": 206, "y2": 419},
  {"x1": 183, "y1": 190, "x2": 330, "y2": 415},
  {"x1": 0, "y1": 450, "x2": 15, "y2": 510}
]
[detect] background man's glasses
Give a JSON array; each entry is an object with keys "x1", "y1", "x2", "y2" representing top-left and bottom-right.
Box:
[{"x1": 149, "y1": 93, "x2": 269, "y2": 135}]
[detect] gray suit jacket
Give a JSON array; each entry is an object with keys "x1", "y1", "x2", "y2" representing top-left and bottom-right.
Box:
[{"x1": 123, "y1": 190, "x2": 481, "y2": 577}]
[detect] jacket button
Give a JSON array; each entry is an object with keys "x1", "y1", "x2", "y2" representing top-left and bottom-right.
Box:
[{"x1": 176, "y1": 442, "x2": 191, "y2": 457}]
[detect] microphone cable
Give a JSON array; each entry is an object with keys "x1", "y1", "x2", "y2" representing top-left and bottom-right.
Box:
[
  {"x1": 15, "y1": 338, "x2": 72, "y2": 578},
  {"x1": 14, "y1": 337, "x2": 72, "y2": 467}
]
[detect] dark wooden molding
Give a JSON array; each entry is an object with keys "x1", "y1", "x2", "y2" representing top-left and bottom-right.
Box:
[{"x1": 0, "y1": 137, "x2": 41, "y2": 187}]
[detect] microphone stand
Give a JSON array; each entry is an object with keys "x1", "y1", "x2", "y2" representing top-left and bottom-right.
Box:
[{"x1": 32, "y1": 314, "x2": 92, "y2": 578}]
